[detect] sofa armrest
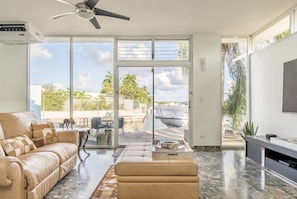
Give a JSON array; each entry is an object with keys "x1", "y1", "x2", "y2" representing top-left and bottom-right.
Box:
[
  {"x1": 0, "y1": 156, "x2": 25, "y2": 199},
  {"x1": 57, "y1": 130, "x2": 79, "y2": 145},
  {"x1": 0, "y1": 156, "x2": 23, "y2": 187}
]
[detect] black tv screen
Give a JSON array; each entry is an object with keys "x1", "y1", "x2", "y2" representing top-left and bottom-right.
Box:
[{"x1": 283, "y1": 59, "x2": 297, "y2": 113}]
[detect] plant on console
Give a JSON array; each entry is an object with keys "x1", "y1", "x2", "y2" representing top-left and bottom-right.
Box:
[{"x1": 240, "y1": 121, "x2": 258, "y2": 138}]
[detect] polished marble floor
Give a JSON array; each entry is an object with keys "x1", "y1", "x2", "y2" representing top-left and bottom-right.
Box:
[{"x1": 44, "y1": 148, "x2": 297, "y2": 199}]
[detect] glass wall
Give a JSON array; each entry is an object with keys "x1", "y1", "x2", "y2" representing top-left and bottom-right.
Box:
[
  {"x1": 29, "y1": 38, "x2": 71, "y2": 122},
  {"x1": 29, "y1": 37, "x2": 114, "y2": 148},
  {"x1": 221, "y1": 37, "x2": 248, "y2": 147},
  {"x1": 30, "y1": 36, "x2": 191, "y2": 147},
  {"x1": 72, "y1": 38, "x2": 114, "y2": 147},
  {"x1": 253, "y1": 15, "x2": 290, "y2": 51}
]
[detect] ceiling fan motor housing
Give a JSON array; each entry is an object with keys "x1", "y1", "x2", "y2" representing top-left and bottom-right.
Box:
[{"x1": 75, "y1": 2, "x2": 95, "y2": 19}]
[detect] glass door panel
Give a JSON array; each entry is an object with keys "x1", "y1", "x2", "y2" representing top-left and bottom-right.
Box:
[
  {"x1": 153, "y1": 67, "x2": 189, "y2": 142},
  {"x1": 118, "y1": 67, "x2": 153, "y2": 145},
  {"x1": 117, "y1": 66, "x2": 189, "y2": 145}
]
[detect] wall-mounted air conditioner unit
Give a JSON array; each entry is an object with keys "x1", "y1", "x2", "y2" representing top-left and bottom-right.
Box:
[{"x1": 0, "y1": 22, "x2": 43, "y2": 44}]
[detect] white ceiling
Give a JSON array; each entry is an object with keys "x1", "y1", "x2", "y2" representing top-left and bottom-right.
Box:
[{"x1": 0, "y1": 0, "x2": 296, "y2": 37}]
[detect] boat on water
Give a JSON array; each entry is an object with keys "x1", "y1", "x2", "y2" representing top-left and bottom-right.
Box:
[{"x1": 155, "y1": 106, "x2": 188, "y2": 128}]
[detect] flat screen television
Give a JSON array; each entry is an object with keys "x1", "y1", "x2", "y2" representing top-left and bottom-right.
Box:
[{"x1": 283, "y1": 59, "x2": 297, "y2": 113}]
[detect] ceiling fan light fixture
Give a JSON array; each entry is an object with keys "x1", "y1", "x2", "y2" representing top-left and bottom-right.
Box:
[
  {"x1": 75, "y1": 2, "x2": 94, "y2": 20},
  {"x1": 76, "y1": 9, "x2": 94, "y2": 19}
]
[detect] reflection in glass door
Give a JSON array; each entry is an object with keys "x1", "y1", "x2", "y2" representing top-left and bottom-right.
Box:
[
  {"x1": 153, "y1": 67, "x2": 189, "y2": 142},
  {"x1": 117, "y1": 66, "x2": 189, "y2": 145}
]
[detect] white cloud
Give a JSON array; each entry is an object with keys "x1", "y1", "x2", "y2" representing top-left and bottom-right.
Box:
[
  {"x1": 30, "y1": 44, "x2": 53, "y2": 59},
  {"x1": 77, "y1": 72, "x2": 93, "y2": 91},
  {"x1": 155, "y1": 68, "x2": 187, "y2": 91},
  {"x1": 95, "y1": 50, "x2": 112, "y2": 66},
  {"x1": 118, "y1": 42, "x2": 151, "y2": 60},
  {"x1": 75, "y1": 46, "x2": 113, "y2": 68}
]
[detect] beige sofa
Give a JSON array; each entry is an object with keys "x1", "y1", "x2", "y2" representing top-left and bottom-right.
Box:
[
  {"x1": 0, "y1": 111, "x2": 79, "y2": 199},
  {"x1": 115, "y1": 143, "x2": 199, "y2": 199}
]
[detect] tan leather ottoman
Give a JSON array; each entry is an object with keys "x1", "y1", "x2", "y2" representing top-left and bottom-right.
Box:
[{"x1": 115, "y1": 143, "x2": 199, "y2": 199}]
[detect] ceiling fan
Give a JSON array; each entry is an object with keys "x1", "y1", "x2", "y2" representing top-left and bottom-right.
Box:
[{"x1": 52, "y1": 0, "x2": 130, "y2": 29}]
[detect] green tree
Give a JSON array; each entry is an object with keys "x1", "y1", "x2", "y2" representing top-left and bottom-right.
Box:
[
  {"x1": 95, "y1": 94, "x2": 112, "y2": 110},
  {"x1": 222, "y1": 43, "x2": 247, "y2": 130},
  {"x1": 42, "y1": 84, "x2": 68, "y2": 111},
  {"x1": 73, "y1": 90, "x2": 95, "y2": 111},
  {"x1": 120, "y1": 74, "x2": 138, "y2": 99},
  {"x1": 135, "y1": 86, "x2": 151, "y2": 106},
  {"x1": 274, "y1": 29, "x2": 290, "y2": 41},
  {"x1": 101, "y1": 71, "x2": 113, "y2": 96}
]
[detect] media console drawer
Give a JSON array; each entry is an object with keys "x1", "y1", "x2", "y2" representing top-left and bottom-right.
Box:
[{"x1": 265, "y1": 157, "x2": 297, "y2": 182}]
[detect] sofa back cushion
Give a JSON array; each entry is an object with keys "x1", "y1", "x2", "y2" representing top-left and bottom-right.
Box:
[
  {"x1": 31, "y1": 123, "x2": 58, "y2": 147},
  {"x1": 0, "y1": 112, "x2": 40, "y2": 139},
  {"x1": 1, "y1": 135, "x2": 37, "y2": 157}
]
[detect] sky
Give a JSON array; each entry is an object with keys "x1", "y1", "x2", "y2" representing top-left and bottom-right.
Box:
[{"x1": 30, "y1": 41, "x2": 189, "y2": 102}]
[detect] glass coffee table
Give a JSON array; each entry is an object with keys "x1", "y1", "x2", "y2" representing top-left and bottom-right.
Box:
[{"x1": 152, "y1": 140, "x2": 194, "y2": 160}]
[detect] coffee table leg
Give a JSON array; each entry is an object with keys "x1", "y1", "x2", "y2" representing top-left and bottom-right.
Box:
[
  {"x1": 82, "y1": 131, "x2": 90, "y2": 157},
  {"x1": 78, "y1": 130, "x2": 91, "y2": 162},
  {"x1": 78, "y1": 131, "x2": 84, "y2": 162}
]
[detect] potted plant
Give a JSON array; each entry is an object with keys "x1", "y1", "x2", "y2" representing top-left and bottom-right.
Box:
[{"x1": 241, "y1": 121, "x2": 258, "y2": 139}]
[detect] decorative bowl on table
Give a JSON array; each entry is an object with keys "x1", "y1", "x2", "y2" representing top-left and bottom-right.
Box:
[{"x1": 161, "y1": 141, "x2": 179, "y2": 150}]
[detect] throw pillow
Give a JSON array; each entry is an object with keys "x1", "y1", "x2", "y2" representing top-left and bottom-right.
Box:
[
  {"x1": 31, "y1": 123, "x2": 58, "y2": 147},
  {"x1": 0, "y1": 135, "x2": 37, "y2": 157}
]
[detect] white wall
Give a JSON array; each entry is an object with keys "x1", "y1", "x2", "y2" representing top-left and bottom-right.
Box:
[
  {"x1": 0, "y1": 44, "x2": 28, "y2": 112},
  {"x1": 250, "y1": 33, "x2": 297, "y2": 138},
  {"x1": 191, "y1": 34, "x2": 222, "y2": 146}
]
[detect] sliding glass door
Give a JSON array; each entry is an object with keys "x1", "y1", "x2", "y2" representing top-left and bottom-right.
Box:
[{"x1": 116, "y1": 66, "x2": 189, "y2": 145}]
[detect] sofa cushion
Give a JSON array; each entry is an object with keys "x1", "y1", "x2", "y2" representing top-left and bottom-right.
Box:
[
  {"x1": 31, "y1": 123, "x2": 58, "y2": 147},
  {"x1": 35, "y1": 143, "x2": 77, "y2": 164},
  {"x1": 1, "y1": 135, "x2": 37, "y2": 157},
  {"x1": 0, "y1": 112, "x2": 40, "y2": 139},
  {"x1": 18, "y1": 151, "x2": 59, "y2": 191}
]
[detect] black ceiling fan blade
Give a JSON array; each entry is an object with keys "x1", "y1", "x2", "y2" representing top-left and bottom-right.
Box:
[
  {"x1": 89, "y1": 17, "x2": 101, "y2": 29},
  {"x1": 94, "y1": 8, "x2": 130, "y2": 20},
  {"x1": 85, "y1": 0, "x2": 100, "y2": 10}
]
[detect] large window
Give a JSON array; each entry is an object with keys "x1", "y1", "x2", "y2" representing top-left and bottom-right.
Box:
[
  {"x1": 252, "y1": 6, "x2": 297, "y2": 52},
  {"x1": 29, "y1": 38, "x2": 114, "y2": 148},
  {"x1": 116, "y1": 38, "x2": 190, "y2": 62},
  {"x1": 154, "y1": 40, "x2": 189, "y2": 60},
  {"x1": 30, "y1": 36, "x2": 191, "y2": 147},
  {"x1": 253, "y1": 15, "x2": 290, "y2": 51},
  {"x1": 117, "y1": 40, "x2": 152, "y2": 60},
  {"x1": 221, "y1": 38, "x2": 248, "y2": 138},
  {"x1": 30, "y1": 39, "x2": 71, "y2": 121}
]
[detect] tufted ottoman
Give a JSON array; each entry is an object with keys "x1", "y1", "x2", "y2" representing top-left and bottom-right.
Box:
[{"x1": 115, "y1": 143, "x2": 199, "y2": 199}]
